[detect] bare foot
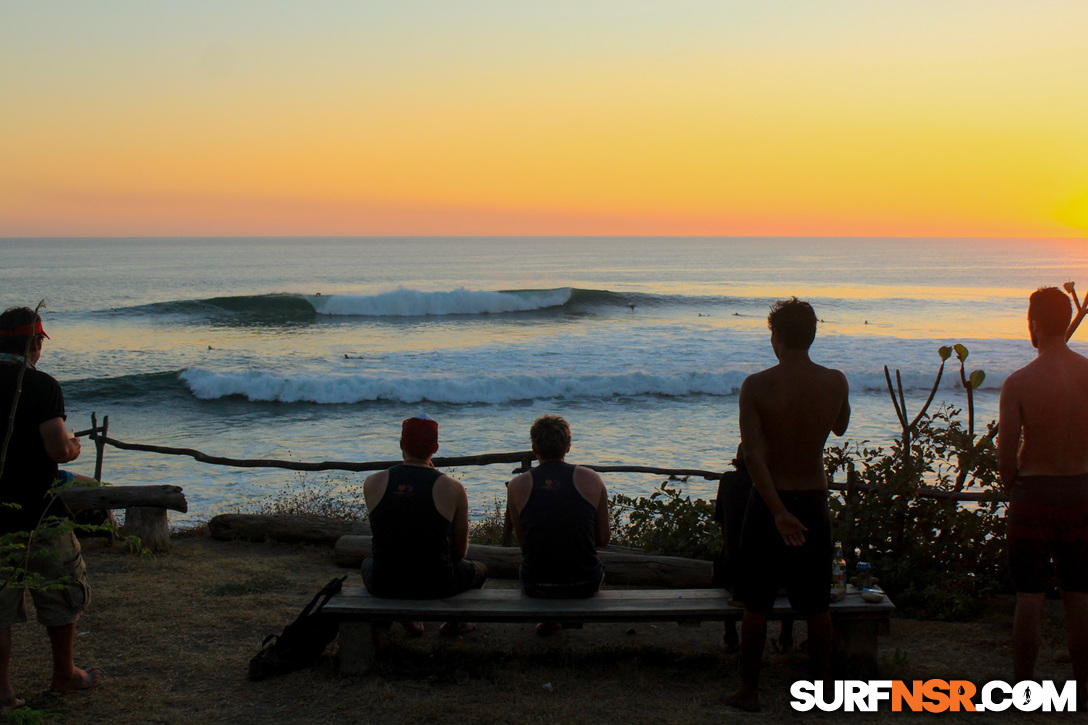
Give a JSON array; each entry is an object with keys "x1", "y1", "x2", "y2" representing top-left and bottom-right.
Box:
[
  {"x1": 51, "y1": 667, "x2": 101, "y2": 694},
  {"x1": 720, "y1": 690, "x2": 761, "y2": 713},
  {"x1": 534, "y1": 622, "x2": 562, "y2": 637},
  {"x1": 400, "y1": 621, "x2": 425, "y2": 637},
  {"x1": 0, "y1": 697, "x2": 26, "y2": 711},
  {"x1": 439, "y1": 621, "x2": 477, "y2": 636}
]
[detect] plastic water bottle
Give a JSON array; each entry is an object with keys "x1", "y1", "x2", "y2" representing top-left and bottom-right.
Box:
[{"x1": 832, "y1": 542, "x2": 847, "y2": 593}]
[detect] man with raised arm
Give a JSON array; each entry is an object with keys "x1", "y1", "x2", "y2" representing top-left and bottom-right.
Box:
[
  {"x1": 723, "y1": 298, "x2": 850, "y2": 712},
  {"x1": 0, "y1": 307, "x2": 100, "y2": 708},
  {"x1": 362, "y1": 415, "x2": 487, "y2": 635},
  {"x1": 999, "y1": 287, "x2": 1088, "y2": 705},
  {"x1": 507, "y1": 415, "x2": 609, "y2": 636}
]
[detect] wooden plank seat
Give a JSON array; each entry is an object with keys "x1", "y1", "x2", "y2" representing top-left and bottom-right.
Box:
[{"x1": 324, "y1": 586, "x2": 894, "y2": 675}]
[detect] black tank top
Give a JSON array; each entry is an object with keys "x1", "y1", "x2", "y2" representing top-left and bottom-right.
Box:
[
  {"x1": 368, "y1": 465, "x2": 454, "y2": 596},
  {"x1": 519, "y1": 460, "x2": 603, "y2": 586}
]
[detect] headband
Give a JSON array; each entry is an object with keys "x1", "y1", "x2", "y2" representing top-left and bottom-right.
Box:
[{"x1": 0, "y1": 320, "x2": 49, "y2": 339}]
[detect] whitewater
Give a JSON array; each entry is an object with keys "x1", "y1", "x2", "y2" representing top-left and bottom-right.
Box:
[{"x1": 3, "y1": 236, "x2": 1086, "y2": 524}]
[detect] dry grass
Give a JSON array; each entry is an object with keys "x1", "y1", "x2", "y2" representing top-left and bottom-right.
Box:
[{"x1": 2, "y1": 535, "x2": 1083, "y2": 724}]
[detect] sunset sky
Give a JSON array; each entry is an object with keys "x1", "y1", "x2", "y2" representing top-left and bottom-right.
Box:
[{"x1": 2, "y1": 1, "x2": 1086, "y2": 238}]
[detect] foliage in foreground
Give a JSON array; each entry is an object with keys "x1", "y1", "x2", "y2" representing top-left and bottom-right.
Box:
[
  {"x1": 827, "y1": 404, "x2": 1006, "y2": 621},
  {"x1": 610, "y1": 480, "x2": 721, "y2": 561}
]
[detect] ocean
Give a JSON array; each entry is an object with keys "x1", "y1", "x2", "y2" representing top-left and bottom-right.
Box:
[{"x1": 3, "y1": 236, "x2": 1085, "y2": 525}]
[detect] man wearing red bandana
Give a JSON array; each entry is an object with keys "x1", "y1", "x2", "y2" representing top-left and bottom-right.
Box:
[{"x1": 0, "y1": 307, "x2": 100, "y2": 708}]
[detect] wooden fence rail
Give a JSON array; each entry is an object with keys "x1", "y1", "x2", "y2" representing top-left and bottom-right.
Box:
[{"x1": 75, "y1": 414, "x2": 1005, "y2": 503}]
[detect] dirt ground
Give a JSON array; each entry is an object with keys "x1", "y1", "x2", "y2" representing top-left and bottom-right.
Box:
[{"x1": 2, "y1": 534, "x2": 1083, "y2": 724}]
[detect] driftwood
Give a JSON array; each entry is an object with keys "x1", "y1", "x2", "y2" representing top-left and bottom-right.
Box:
[
  {"x1": 334, "y1": 536, "x2": 713, "y2": 587},
  {"x1": 78, "y1": 419, "x2": 1008, "y2": 504},
  {"x1": 208, "y1": 514, "x2": 371, "y2": 545},
  {"x1": 59, "y1": 485, "x2": 188, "y2": 513}
]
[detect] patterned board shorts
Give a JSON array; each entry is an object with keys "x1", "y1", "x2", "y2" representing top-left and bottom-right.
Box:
[{"x1": 0, "y1": 527, "x2": 90, "y2": 628}]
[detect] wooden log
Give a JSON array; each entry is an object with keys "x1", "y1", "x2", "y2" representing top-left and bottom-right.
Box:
[
  {"x1": 59, "y1": 485, "x2": 188, "y2": 513},
  {"x1": 208, "y1": 514, "x2": 371, "y2": 545},
  {"x1": 333, "y1": 536, "x2": 713, "y2": 588},
  {"x1": 124, "y1": 507, "x2": 170, "y2": 552}
]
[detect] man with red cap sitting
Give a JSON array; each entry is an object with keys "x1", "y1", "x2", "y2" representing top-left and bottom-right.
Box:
[{"x1": 361, "y1": 415, "x2": 487, "y2": 635}]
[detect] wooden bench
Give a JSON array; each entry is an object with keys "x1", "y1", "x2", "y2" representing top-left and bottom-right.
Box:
[{"x1": 324, "y1": 586, "x2": 894, "y2": 675}]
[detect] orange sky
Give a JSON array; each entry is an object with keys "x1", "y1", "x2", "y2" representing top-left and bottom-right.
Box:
[{"x1": 1, "y1": 2, "x2": 1086, "y2": 238}]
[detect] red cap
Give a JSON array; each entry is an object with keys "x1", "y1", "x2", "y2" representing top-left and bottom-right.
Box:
[
  {"x1": 401, "y1": 416, "x2": 439, "y2": 458},
  {"x1": 0, "y1": 320, "x2": 49, "y2": 339}
]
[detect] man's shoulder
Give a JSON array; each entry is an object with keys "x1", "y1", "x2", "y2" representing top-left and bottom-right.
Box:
[
  {"x1": 508, "y1": 470, "x2": 533, "y2": 490},
  {"x1": 573, "y1": 464, "x2": 604, "y2": 484},
  {"x1": 24, "y1": 367, "x2": 62, "y2": 395},
  {"x1": 363, "y1": 469, "x2": 389, "y2": 489},
  {"x1": 740, "y1": 367, "x2": 776, "y2": 389},
  {"x1": 1, "y1": 363, "x2": 59, "y2": 387},
  {"x1": 435, "y1": 472, "x2": 465, "y2": 491}
]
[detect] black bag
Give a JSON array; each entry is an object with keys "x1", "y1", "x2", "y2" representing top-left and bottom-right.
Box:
[{"x1": 248, "y1": 575, "x2": 348, "y2": 681}]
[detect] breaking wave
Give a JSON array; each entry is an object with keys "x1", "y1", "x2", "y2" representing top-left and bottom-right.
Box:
[{"x1": 179, "y1": 368, "x2": 748, "y2": 405}]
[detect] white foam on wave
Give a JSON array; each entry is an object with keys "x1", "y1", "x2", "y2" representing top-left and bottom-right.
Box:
[
  {"x1": 179, "y1": 368, "x2": 746, "y2": 404},
  {"x1": 307, "y1": 288, "x2": 573, "y2": 317},
  {"x1": 848, "y1": 367, "x2": 1006, "y2": 393}
]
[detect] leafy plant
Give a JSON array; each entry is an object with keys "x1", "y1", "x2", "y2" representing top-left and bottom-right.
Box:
[
  {"x1": 827, "y1": 345, "x2": 1006, "y2": 620},
  {"x1": 610, "y1": 479, "x2": 721, "y2": 561}
]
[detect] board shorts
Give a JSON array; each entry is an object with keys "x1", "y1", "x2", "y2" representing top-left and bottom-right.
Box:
[
  {"x1": 0, "y1": 527, "x2": 90, "y2": 628},
  {"x1": 519, "y1": 566, "x2": 604, "y2": 599},
  {"x1": 1007, "y1": 474, "x2": 1088, "y2": 594},
  {"x1": 733, "y1": 488, "x2": 831, "y2": 616},
  {"x1": 361, "y1": 557, "x2": 487, "y2": 599}
]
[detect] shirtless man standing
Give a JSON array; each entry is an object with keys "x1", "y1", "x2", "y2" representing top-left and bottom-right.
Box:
[
  {"x1": 723, "y1": 298, "x2": 850, "y2": 712},
  {"x1": 999, "y1": 287, "x2": 1088, "y2": 704}
]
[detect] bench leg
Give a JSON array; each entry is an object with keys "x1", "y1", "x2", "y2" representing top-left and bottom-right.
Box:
[
  {"x1": 832, "y1": 619, "x2": 883, "y2": 674},
  {"x1": 338, "y1": 622, "x2": 378, "y2": 675}
]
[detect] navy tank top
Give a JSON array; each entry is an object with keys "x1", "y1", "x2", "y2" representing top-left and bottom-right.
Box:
[
  {"x1": 367, "y1": 464, "x2": 455, "y2": 596},
  {"x1": 519, "y1": 460, "x2": 603, "y2": 586}
]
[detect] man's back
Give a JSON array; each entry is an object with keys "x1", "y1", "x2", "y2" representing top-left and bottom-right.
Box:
[
  {"x1": 0, "y1": 362, "x2": 68, "y2": 533},
  {"x1": 1004, "y1": 348, "x2": 1088, "y2": 477},
  {"x1": 741, "y1": 360, "x2": 849, "y2": 491}
]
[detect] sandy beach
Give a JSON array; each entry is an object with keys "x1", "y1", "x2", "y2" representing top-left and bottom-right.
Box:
[{"x1": 1, "y1": 533, "x2": 1080, "y2": 724}]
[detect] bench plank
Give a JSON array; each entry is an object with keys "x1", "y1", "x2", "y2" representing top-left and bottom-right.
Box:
[
  {"x1": 326, "y1": 587, "x2": 893, "y2": 622},
  {"x1": 327, "y1": 587, "x2": 894, "y2": 674}
]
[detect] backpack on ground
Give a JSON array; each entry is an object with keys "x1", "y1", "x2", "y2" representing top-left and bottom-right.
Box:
[{"x1": 248, "y1": 575, "x2": 348, "y2": 681}]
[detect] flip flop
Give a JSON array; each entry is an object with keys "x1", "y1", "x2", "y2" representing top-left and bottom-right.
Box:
[
  {"x1": 439, "y1": 621, "x2": 477, "y2": 636},
  {"x1": 534, "y1": 622, "x2": 562, "y2": 637}
]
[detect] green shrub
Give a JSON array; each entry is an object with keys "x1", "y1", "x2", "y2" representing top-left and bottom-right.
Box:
[
  {"x1": 610, "y1": 479, "x2": 721, "y2": 561},
  {"x1": 469, "y1": 497, "x2": 506, "y2": 545},
  {"x1": 246, "y1": 472, "x2": 367, "y2": 521},
  {"x1": 827, "y1": 406, "x2": 1006, "y2": 620}
]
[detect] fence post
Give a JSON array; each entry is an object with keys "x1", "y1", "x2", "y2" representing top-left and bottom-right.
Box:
[{"x1": 91, "y1": 413, "x2": 108, "y2": 482}]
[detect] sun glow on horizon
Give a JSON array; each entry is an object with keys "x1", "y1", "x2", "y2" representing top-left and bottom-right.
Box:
[{"x1": 2, "y1": 1, "x2": 1087, "y2": 238}]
